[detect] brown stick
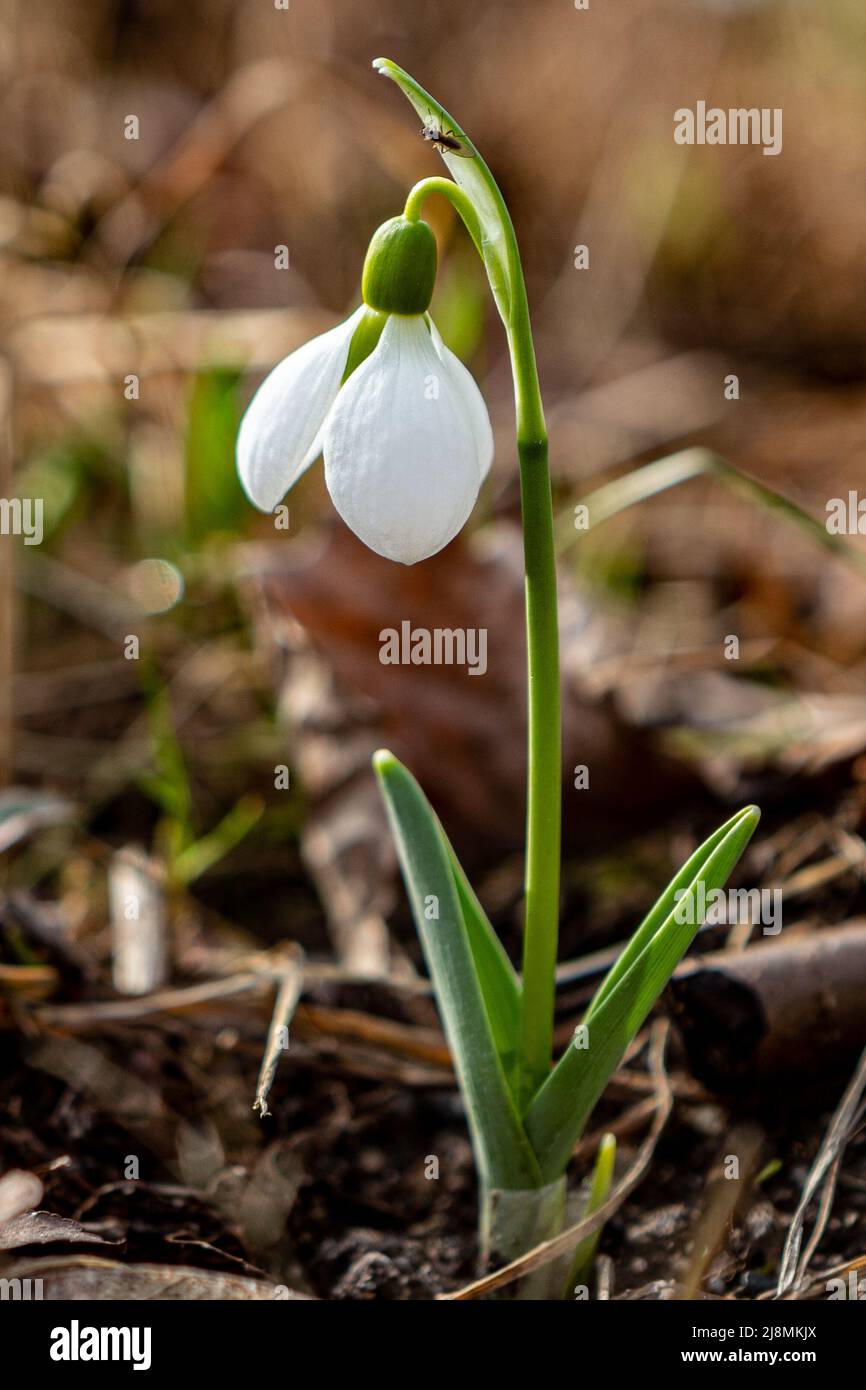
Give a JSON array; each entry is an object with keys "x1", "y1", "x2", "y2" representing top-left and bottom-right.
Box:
[{"x1": 670, "y1": 921, "x2": 866, "y2": 1086}]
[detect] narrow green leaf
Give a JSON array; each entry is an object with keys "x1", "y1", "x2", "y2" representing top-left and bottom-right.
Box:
[
  {"x1": 525, "y1": 807, "x2": 760, "y2": 1181},
  {"x1": 563, "y1": 1132, "x2": 617, "y2": 1297},
  {"x1": 139, "y1": 663, "x2": 195, "y2": 851},
  {"x1": 371, "y1": 761, "x2": 521, "y2": 1078},
  {"x1": 171, "y1": 794, "x2": 264, "y2": 889},
  {"x1": 574, "y1": 448, "x2": 716, "y2": 532},
  {"x1": 184, "y1": 367, "x2": 244, "y2": 544},
  {"x1": 585, "y1": 805, "x2": 756, "y2": 1025},
  {"x1": 445, "y1": 836, "x2": 521, "y2": 1089},
  {"x1": 563, "y1": 447, "x2": 866, "y2": 582},
  {"x1": 374, "y1": 750, "x2": 542, "y2": 1190}
]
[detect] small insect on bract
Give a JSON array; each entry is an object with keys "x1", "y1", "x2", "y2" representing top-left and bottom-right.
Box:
[{"x1": 420, "y1": 122, "x2": 473, "y2": 157}]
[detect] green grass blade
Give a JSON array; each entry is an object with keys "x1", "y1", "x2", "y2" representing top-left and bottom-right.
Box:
[
  {"x1": 525, "y1": 806, "x2": 760, "y2": 1181},
  {"x1": 445, "y1": 836, "x2": 521, "y2": 1091},
  {"x1": 374, "y1": 750, "x2": 542, "y2": 1190},
  {"x1": 576, "y1": 449, "x2": 716, "y2": 531},
  {"x1": 563, "y1": 1132, "x2": 616, "y2": 1297},
  {"x1": 170, "y1": 793, "x2": 264, "y2": 889},
  {"x1": 184, "y1": 367, "x2": 244, "y2": 544},
  {"x1": 562, "y1": 447, "x2": 866, "y2": 582}
]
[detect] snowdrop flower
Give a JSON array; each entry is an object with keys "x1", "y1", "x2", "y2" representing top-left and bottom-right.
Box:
[{"x1": 237, "y1": 215, "x2": 492, "y2": 564}]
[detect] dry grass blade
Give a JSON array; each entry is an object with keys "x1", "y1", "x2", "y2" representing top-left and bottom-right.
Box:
[
  {"x1": 0, "y1": 789, "x2": 77, "y2": 852},
  {"x1": 29, "y1": 971, "x2": 453, "y2": 1078},
  {"x1": 33, "y1": 972, "x2": 267, "y2": 1025},
  {"x1": 771, "y1": 1251, "x2": 866, "y2": 1301},
  {"x1": 570, "y1": 1096, "x2": 658, "y2": 1162},
  {"x1": 776, "y1": 1042, "x2": 866, "y2": 1297},
  {"x1": 253, "y1": 946, "x2": 305, "y2": 1118},
  {"x1": 439, "y1": 1021, "x2": 673, "y2": 1300},
  {"x1": 596, "y1": 1253, "x2": 615, "y2": 1300}
]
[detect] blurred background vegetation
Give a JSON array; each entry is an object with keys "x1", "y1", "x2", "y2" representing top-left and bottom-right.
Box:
[
  {"x1": 2, "y1": 0, "x2": 866, "y2": 954},
  {"x1": 3, "y1": 0, "x2": 866, "y2": 1300}
]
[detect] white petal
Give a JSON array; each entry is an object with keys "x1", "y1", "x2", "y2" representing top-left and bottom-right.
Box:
[
  {"x1": 428, "y1": 318, "x2": 494, "y2": 481},
  {"x1": 323, "y1": 315, "x2": 481, "y2": 565},
  {"x1": 236, "y1": 306, "x2": 365, "y2": 512}
]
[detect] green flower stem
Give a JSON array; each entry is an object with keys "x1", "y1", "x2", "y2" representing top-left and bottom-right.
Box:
[
  {"x1": 403, "y1": 176, "x2": 481, "y2": 244},
  {"x1": 513, "y1": 431, "x2": 560, "y2": 1108},
  {"x1": 403, "y1": 176, "x2": 561, "y2": 1110}
]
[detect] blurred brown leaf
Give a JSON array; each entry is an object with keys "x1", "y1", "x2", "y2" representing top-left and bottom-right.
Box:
[{"x1": 241, "y1": 521, "x2": 699, "y2": 963}]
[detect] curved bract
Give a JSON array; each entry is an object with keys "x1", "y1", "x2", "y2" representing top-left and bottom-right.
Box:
[{"x1": 374, "y1": 57, "x2": 518, "y2": 325}]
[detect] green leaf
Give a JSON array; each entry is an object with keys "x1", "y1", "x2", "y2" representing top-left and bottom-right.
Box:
[
  {"x1": 170, "y1": 794, "x2": 264, "y2": 889},
  {"x1": 525, "y1": 806, "x2": 760, "y2": 1181},
  {"x1": 584, "y1": 805, "x2": 757, "y2": 1024},
  {"x1": 184, "y1": 367, "x2": 245, "y2": 543},
  {"x1": 563, "y1": 1131, "x2": 616, "y2": 1297},
  {"x1": 444, "y1": 836, "x2": 521, "y2": 1090},
  {"x1": 374, "y1": 750, "x2": 541, "y2": 1190},
  {"x1": 139, "y1": 664, "x2": 194, "y2": 851},
  {"x1": 372, "y1": 753, "x2": 521, "y2": 1086},
  {"x1": 566, "y1": 447, "x2": 866, "y2": 583},
  {"x1": 373, "y1": 57, "x2": 520, "y2": 323}
]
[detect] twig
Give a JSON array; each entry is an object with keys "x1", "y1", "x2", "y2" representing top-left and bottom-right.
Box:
[
  {"x1": 34, "y1": 971, "x2": 267, "y2": 1024},
  {"x1": 679, "y1": 1122, "x2": 764, "y2": 1300},
  {"x1": 108, "y1": 846, "x2": 168, "y2": 996},
  {"x1": 439, "y1": 1020, "x2": 673, "y2": 1300},
  {"x1": 252, "y1": 947, "x2": 305, "y2": 1118},
  {"x1": 775, "y1": 1042, "x2": 866, "y2": 1297},
  {"x1": 29, "y1": 973, "x2": 452, "y2": 1070},
  {"x1": 595, "y1": 1253, "x2": 614, "y2": 1300},
  {"x1": 769, "y1": 1251, "x2": 866, "y2": 1301},
  {"x1": 671, "y1": 922, "x2": 866, "y2": 1085}
]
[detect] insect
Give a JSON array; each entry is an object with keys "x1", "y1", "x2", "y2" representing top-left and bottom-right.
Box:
[{"x1": 420, "y1": 122, "x2": 473, "y2": 157}]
